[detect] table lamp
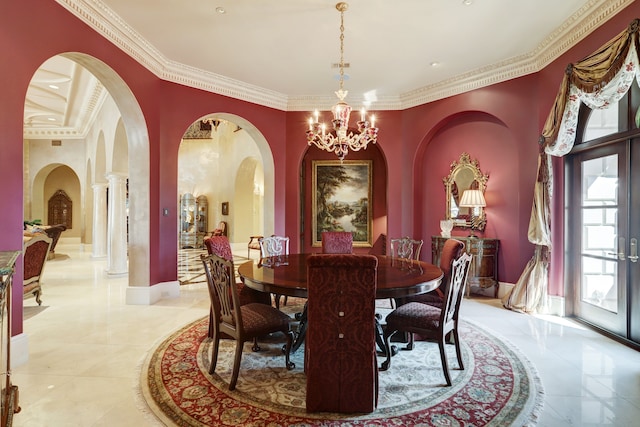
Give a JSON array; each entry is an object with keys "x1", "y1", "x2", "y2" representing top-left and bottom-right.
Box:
[{"x1": 459, "y1": 189, "x2": 486, "y2": 237}]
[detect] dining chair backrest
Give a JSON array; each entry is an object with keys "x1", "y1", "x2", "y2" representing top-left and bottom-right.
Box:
[
  {"x1": 203, "y1": 235, "x2": 271, "y2": 309},
  {"x1": 259, "y1": 235, "x2": 290, "y2": 257},
  {"x1": 442, "y1": 252, "x2": 473, "y2": 329},
  {"x1": 306, "y1": 254, "x2": 378, "y2": 413},
  {"x1": 321, "y1": 231, "x2": 353, "y2": 254},
  {"x1": 390, "y1": 236, "x2": 423, "y2": 260},
  {"x1": 439, "y1": 239, "x2": 465, "y2": 287}
]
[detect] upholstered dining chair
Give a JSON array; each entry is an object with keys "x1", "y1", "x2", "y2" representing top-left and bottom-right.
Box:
[
  {"x1": 321, "y1": 231, "x2": 353, "y2": 254},
  {"x1": 399, "y1": 238, "x2": 465, "y2": 308},
  {"x1": 23, "y1": 234, "x2": 53, "y2": 306},
  {"x1": 203, "y1": 236, "x2": 271, "y2": 338},
  {"x1": 381, "y1": 252, "x2": 472, "y2": 386},
  {"x1": 259, "y1": 235, "x2": 290, "y2": 308},
  {"x1": 201, "y1": 253, "x2": 295, "y2": 391},
  {"x1": 306, "y1": 254, "x2": 379, "y2": 413}
]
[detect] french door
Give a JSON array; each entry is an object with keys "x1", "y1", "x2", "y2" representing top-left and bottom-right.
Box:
[{"x1": 569, "y1": 139, "x2": 640, "y2": 343}]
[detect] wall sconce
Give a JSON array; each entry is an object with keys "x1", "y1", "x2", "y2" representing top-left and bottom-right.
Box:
[{"x1": 459, "y1": 189, "x2": 486, "y2": 237}]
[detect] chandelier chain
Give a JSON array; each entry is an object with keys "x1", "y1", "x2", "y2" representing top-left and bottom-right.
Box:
[{"x1": 338, "y1": 8, "x2": 345, "y2": 93}]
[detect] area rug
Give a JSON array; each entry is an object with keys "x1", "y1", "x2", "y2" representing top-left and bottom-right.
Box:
[{"x1": 138, "y1": 311, "x2": 544, "y2": 426}]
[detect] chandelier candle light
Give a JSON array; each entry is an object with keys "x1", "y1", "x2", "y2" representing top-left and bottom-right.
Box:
[{"x1": 306, "y1": 2, "x2": 378, "y2": 161}]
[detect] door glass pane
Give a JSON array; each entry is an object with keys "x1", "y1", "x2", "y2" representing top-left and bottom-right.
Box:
[
  {"x1": 581, "y1": 155, "x2": 619, "y2": 312},
  {"x1": 581, "y1": 257, "x2": 618, "y2": 312}
]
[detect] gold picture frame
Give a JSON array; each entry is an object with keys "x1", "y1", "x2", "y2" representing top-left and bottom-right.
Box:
[{"x1": 311, "y1": 160, "x2": 372, "y2": 247}]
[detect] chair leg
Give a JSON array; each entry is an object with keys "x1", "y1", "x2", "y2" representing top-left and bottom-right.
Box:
[
  {"x1": 453, "y1": 329, "x2": 464, "y2": 370},
  {"x1": 207, "y1": 307, "x2": 214, "y2": 338},
  {"x1": 438, "y1": 337, "x2": 452, "y2": 386},
  {"x1": 251, "y1": 337, "x2": 261, "y2": 352},
  {"x1": 229, "y1": 339, "x2": 244, "y2": 391},
  {"x1": 209, "y1": 333, "x2": 221, "y2": 375},
  {"x1": 405, "y1": 332, "x2": 415, "y2": 350}
]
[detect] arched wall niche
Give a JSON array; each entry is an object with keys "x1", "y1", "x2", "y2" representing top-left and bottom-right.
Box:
[
  {"x1": 299, "y1": 139, "x2": 388, "y2": 255},
  {"x1": 415, "y1": 110, "x2": 521, "y2": 282}
]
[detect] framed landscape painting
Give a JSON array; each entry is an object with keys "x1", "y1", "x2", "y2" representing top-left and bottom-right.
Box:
[{"x1": 312, "y1": 160, "x2": 372, "y2": 247}]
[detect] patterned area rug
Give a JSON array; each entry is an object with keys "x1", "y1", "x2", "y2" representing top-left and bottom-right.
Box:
[{"x1": 138, "y1": 308, "x2": 544, "y2": 426}]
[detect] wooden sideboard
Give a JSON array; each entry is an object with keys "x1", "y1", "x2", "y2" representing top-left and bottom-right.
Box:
[
  {"x1": 0, "y1": 251, "x2": 20, "y2": 426},
  {"x1": 431, "y1": 236, "x2": 499, "y2": 297}
]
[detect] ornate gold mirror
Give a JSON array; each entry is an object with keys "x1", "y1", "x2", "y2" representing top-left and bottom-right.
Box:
[{"x1": 444, "y1": 153, "x2": 489, "y2": 230}]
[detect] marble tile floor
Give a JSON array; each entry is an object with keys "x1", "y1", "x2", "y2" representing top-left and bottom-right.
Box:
[{"x1": 10, "y1": 243, "x2": 640, "y2": 426}]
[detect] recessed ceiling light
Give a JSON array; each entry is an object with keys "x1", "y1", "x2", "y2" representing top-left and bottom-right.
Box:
[
  {"x1": 48, "y1": 84, "x2": 59, "y2": 90},
  {"x1": 463, "y1": 0, "x2": 473, "y2": 5},
  {"x1": 215, "y1": 7, "x2": 226, "y2": 14},
  {"x1": 431, "y1": 62, "x2": 440, "y2": 67}
]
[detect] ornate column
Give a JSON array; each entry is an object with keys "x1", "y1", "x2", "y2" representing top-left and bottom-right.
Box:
[
  {"x1": 91, "y1": 183, "x2": 108, "y2": 258},
  {"x1": 106, "y1": 173, "x2": 128, "y2": 275}
]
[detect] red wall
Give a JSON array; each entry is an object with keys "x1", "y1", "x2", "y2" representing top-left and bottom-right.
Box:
[{"x1": 2, "y1": 0, "x2": 640, "y2": 335}]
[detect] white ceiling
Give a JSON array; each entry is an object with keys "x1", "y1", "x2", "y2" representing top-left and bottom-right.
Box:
[{"x1": 24, "y1": 0, "x2": 632, "y2": 139}]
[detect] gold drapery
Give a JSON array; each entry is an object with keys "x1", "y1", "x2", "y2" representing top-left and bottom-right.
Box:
[{"x1": 503, "y1": 19, "x2": 640, "y2": 314}]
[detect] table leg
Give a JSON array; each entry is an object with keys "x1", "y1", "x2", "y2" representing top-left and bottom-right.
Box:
[{"x1": 291, "y1": 302, "x2": 307, "y2": 353}]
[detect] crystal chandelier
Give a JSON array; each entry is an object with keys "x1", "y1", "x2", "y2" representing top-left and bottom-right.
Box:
[{"x1": 306, "y1": 2, "x2": 378, "y2": 161}]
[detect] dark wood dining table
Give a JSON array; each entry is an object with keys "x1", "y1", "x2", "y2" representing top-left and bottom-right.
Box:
[{"x1": 238, "y1": 253, "x2": 443, "y2": 359}]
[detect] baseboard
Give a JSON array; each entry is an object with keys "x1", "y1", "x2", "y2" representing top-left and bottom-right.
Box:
[
  {"x1": 493, "y1": 282, "x2": 566, "y2": 316},
  {"x1": 125, "y1": 281, "x2": 180, "y2": 305},
  {"x1": 497, "y1": 282, "x2": 513, "y2": 300},
  {"x1": 546, "y1": 295, "x2": 565, "y2": 317},
  {"x1": 11, "y1": 333, "x2": 29, "y2": 368}
]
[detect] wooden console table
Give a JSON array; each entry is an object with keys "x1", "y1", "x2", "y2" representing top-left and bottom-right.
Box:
[
  {"x1": 432, "y1": 236, "x2": 499, "y2": 297},
  {"x1": 0, "y1": 251, "x2": 20, "y2": 426}
]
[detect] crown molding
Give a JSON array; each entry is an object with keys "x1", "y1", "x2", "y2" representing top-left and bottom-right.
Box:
[
  {"x1": 56, "y1": 0, "x2": 633, "y2": 113},
  {"x1": 396, "y1": 0, "x2": 635, "y2": 109}
]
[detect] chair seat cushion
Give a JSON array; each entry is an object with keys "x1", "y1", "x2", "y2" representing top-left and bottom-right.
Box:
[
  {"x1": 386, "y1": 302, "x2": 441, "y2": 330},
  {"x1": 406, "y1": 291, "x2": 443, "y2": 308},
  {"x1": 241, "y1": 303, "x2": 291, "y2": 336}
]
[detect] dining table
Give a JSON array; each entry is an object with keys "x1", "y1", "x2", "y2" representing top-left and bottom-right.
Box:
[{"x1": 238, "y1": 253, "x2": 443, "y2": 364}]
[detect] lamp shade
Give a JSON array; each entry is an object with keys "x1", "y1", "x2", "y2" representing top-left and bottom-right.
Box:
[{"x1": 459, "y1": 189, "x2": 486, "y2": 207}]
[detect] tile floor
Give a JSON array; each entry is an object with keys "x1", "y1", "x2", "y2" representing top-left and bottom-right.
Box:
[{"x1": 10, "y1": 243, "x2": 640, "y2": 426}]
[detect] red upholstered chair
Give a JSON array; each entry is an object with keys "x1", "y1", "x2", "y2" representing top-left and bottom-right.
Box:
[
  {"x1": 382, "y1": 253, "x2": 472, "y2": 386},
  {"x1": 23, "y1": 234, "x2": 53, "y2": 305},
  {"x1": 306, "y1": 254, "x2": 378, "y2": 413},
  {"x1": 400, "y1": 238, "x2": 465, "y2": 308},
  {"x1": 321, "y1": 231, "x2": 353, "y2": 254},
  {"x1": 203, "y1": 236, "x2": 271, "y2": 338},
  {"x1": 201, "y1": 253, "x2": 294, "y2": 391}
]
